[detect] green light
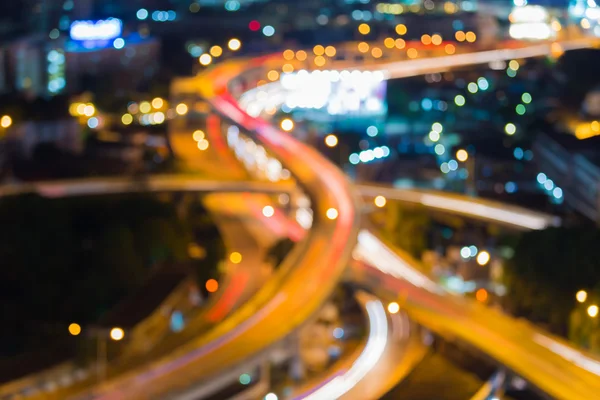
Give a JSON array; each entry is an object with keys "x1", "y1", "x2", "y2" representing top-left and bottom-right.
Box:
[
  {"x1": 522, "y1": 92, "x2": 532, "y2": 104},
  {"x1": 239, "y1": 373, "x2": 252, "y2": 385},
  {"x1": 467, "y1": 82, "x2": 478, "y2": 93},
  {"x1": 434, "y1": 144, "x2": 445, "y2": 155},
  {"x1": 516, "y1": 104, "x2": 526, "y2": 115},
  {"x1": 507, "y1": 68, "x2": 517, "y2": 78},
  {"x1": 454, "y1": 94, "x2": 465, "y2": 106}
]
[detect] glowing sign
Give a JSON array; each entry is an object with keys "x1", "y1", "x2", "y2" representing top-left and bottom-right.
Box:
[
  {"x1": 509, "y1": 6, "x2": 549, "y2": 23},
  {"x1": 70, "y1": 18, "x2": 122, "y2": 41}
]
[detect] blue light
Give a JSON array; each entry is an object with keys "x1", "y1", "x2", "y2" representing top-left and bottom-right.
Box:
[
  {"x1": 190, "y1": 46, "x2": 203, "y2": 57},
  {"x1": 381, "y1": 146, "x2": 390, "y2": 157},
  {"x1": 366, "y1": 125, "x2": 378, "y2": 137},
  {"x1": 87, "y1": 117, "x2": 99, "y2": 129},
  {"x1": 505, "y1": 181, "x2": 517, "y2": 193},
  {"x1": 441, "y1": 162, "x2": 450, "y2": 173},
  {"x1": 239, "y1": 374, "x2": 252, "y2": 385},
  {"x1": 477, "y1": 77, "x2": 489, "y2": 91},
  {"x1": 167, "y1": 10, "x2": 177, "y2": 21},
  {"x1": 333, "y1": 327, "x2": 344, "y2": 339},
  {"x1": 262, "y1": 25, "x2": 275, "y2": 37},
  {"x1": 352, "y1": 10, "x2": 363, "y2": 20},
  {"x1": 448, "y1": 160, "x2": 458, "y2": 171},
  {"x1": 544, "y1": 179, "x2": 554, "y2": 191},
  {"x1": 137, "y1": 8, "x2": 148, "y2": 20},
  {"x1": 434, "y1": 144, "x2": 445, "y2": 155},
  {"x1": 152, "y1": 11, "x2": 160, "y2": 21},
  {"x1": 513, "y1": 147, "x2": 524, "y2": 160},
  {"x1": 349, "y1": 153, "x2": 360, "y2": 164},
  {"x1": 113, "y1": 38, "x2": 125, "y2": 49},
  {"x1": 537, "y1": 172, "x2": 547, "y2": 184},
  {"x1": 421, "y1": 98, "x2": 433, "y2": 111},
  {"x1": 170, "y1": 311, "x2": 185, "y2": 332},
  {"x1": 469, "y1": 245, "x2": 478, "y2": 257},
  {"x1": 553, "y1": 187, "x2": 563, "y2": 199},
  {"x1": 225, "y1": 0, "x2": 241, "y2": 11}
]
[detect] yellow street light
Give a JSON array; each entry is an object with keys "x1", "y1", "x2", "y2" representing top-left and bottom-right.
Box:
[
  {"x1": 313, "y1": 44, "x2": 325, "y2": 56},
  {"x1": 176, "y1": 103, "x2": 188, "y2": 115},
  {"x1": 210, "y1": 45, "x2": 223, "y2": 57},
  {"x1": 283, "y1": 49, "x2": 295, "y2": 60},
  {"x1": 197, "y1": 139, "x2": 209, "y2": 150},
  {"x1": 262, "y1": 205, "x2": 275, "y2": 218},
  {"x1": 228, "y1": 38, "x2": 241, "y2": 51},
  {"x1": 358, "y1": 23, "x2": 371, "y2": 35},
  {"x1": 151, "y1": 97, "x2": 164, "y2": 109},
  {"x1": 193, "y1": 130, "x2": 205, "y2": 141},
  {"x1": 230, "y1": 252, "x2": 243, "y2": 264},
  {"x1": 395, "y1": 24, "x2": 407, "y2": 35},
  {"x1": 121, "y1": 113, "x2": 133, "y2": 125},
  {"x1": 139, "y1": 101, "x2": 151, "y2": 113},
  {"x1": 588, "y1": 305, "x2": 598, "y2": 318},
  {"x1": 280, "y1": 118, "x2": 294, "y2": 132},
  {"x1": 476, "y1": 251, "x2": 490, "y2": 266},
  {"x1": 374, "y1": 195, "x2": 387, "y2": 208},
  {"x1": 576, "y1": 290, "x2": 588, "y2": 303},
  {"x1": 110, "y1": 327, "x2": 125, "y2": 341},
  {"x1": 326, "y1": 208, "x2": 338, "y2": 220},
  {"x1": 387, "y1": 302, "x2": 400, "y2": 314},
  {"x1": 199, "y1": 54, "x2": 212, "y2": 66},
  {"x1": 68, "y1": 323, "x2": 81, "y2": 336},
  {"x1": 456, "y1": 149, "x2": 469, "y2": 162},
  {"x1": 325, "y1": 134, "x2": 338, "y2": 147},
  {"x1": 0, "y1": 115, "x2": 12, "y2": 128}
]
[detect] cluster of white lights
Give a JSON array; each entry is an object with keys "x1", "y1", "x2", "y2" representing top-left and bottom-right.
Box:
[
  {"x1": 226, "y1": 125, "x2": 291, "y2": 182},
  {"x1": 139, "y1": 112, "x2": 166, "y2": 126},
  {"x1": 349, "y1": 146, "x2": 391, "y2": 164},
  {"x1": 70, "y1": 18, "x2": 122, "y2": 41},
  {"x1": 47, "y1": 49, "x2": 66, "y2": 94}
]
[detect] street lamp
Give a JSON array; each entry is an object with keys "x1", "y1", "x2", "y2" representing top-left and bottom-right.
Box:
[
  {"x1": 374, "y1": 195, "x2": 387, "y2": 208},
  {"x1": 110, "y1": 327, "x2": 125, "y2": 341},
  {"x1": 576, "y1": 290, "x2": 588, "y2": 303},
  {"x1": 587, "y1": 305, "x2": 598, "y2": 318},
  {"x1": 387, "y1": 302, "x2": 400, "y2": 314},
  {"x1": 476, "y1": 251, "x2": 490, "y2": 266},
  {"x1": 324, "y1": 134, "x2": 338, "y2": 147}
]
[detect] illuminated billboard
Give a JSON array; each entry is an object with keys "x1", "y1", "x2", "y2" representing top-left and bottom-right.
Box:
[{"x1": 70, "y1": 18, "x2": 122, "y2": 41}]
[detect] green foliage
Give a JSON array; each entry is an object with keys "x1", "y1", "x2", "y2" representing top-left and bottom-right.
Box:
[{"x1": 503, "y1": 227, "x2": 600, "y2": 334}]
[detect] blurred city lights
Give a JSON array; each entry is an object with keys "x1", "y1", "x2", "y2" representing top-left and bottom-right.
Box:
[
  {"x1": 228, "y1": 38, "x2": 241, "y2": 51},
  {"x1": 516, "y1": 104, "x2": 526, "y2": 115},
  {"x1": 280, "y1": 118, "x2": 294, "y2": 132},
  {"x1": 193, "y1": 130, "x2": 205, "y2": 141},
  {"x1": 429, "y1": 131, "x2": 440, "y2": 142},
  {"x1": 139, "y1": 101, "x2": 151, "y2": 113},
  {"x1": 152, "y1": 97, "x2": 164, "y2": 109},
  {"x1": 230, "y1": 252, "x2": 243, "y2": 264},
  {"x1": 434, "y1": 144, "x2": 445, "y2": 155},
  {"x1": 210, "y1": 45, "x2": 223, "y2": 57},
  {"x1": 262, "y1": 25, "x2": 275, "y2": 37},
  {"x1": 264, "y1": 393, "x2": 278, "y2": 400},
  {"x1": 505, "y1": 123, "x2": 517, "y2": 135},
  {"x1": 239, "y1": 374, "x2": 252, "y2": 385},
  {"x1": 588, "y1": 305, "x2": 599, "y2": 318},
  {"x1": 374, "y1": 196, "x2": 387, "y2": 208},
  {"x1": 68, "y1": 323, "x2": 81, "y2": 336},
  {"x1": 110, "y1": 327, "x2": 125, "y2": 341},
  {"x1": 197, "y1": 139, "x2": 209, "y2": 151},
  {"x1": 460, "y1": 246, "x2": 471, "y2": 259},
  {"x1": 121, "y1": 114, "x2": 133, "y2": 125},
  {"x1": 454, "y1": 95, "x2": 465, "y2": 106},
  {"x1": 206, "y1": 279, "x2": 219, "y2": 293},
  {"x1": 326, "y1": 208, "x2": 339, "y2": 220},
  {"x1": 367, "y1": 126, "x2": 378, "y2": 137},
  {"x1": 176, "y1": 103, "x2": 189, "y2": 115},
  {"x1": 262, "y1": 205, "x2": 275, "y2": 218},
  {"x1": 476, "y1": 288, "x2": 488, "y2": 302},
  {"x1": 113, "y1": 38, "x2": 125, "y2": 49},
  {"x1": 456, "y1": 149, "x2": 469, "y2": 162},
  {"x1": 358, "y1": 23, "x2": 371, "y2": 35},
  {"x1": 0, "y1": 115, "x2": 12, "y2": 128},
  {"x1": 395, "y1": 24, "x2": 407, "y2": 35},
  {"x1": 325, "y1": 134, "x2": 338, "y2": 147},
  {"x1": 522, "y1": 92, "x2": 532, "y2": 104},
  {"x1": 199, "y1": 54, "x2": 212, "y2": 66},
  {"x1": 387, "y1": 302, "x2": 400, "y2": 314},
  {"x1": 577, "y1": 290, "x2": 588, "y2": 303},
  {"x1": 477, "y1": 251, "x2": 491, "y2": 266}
]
